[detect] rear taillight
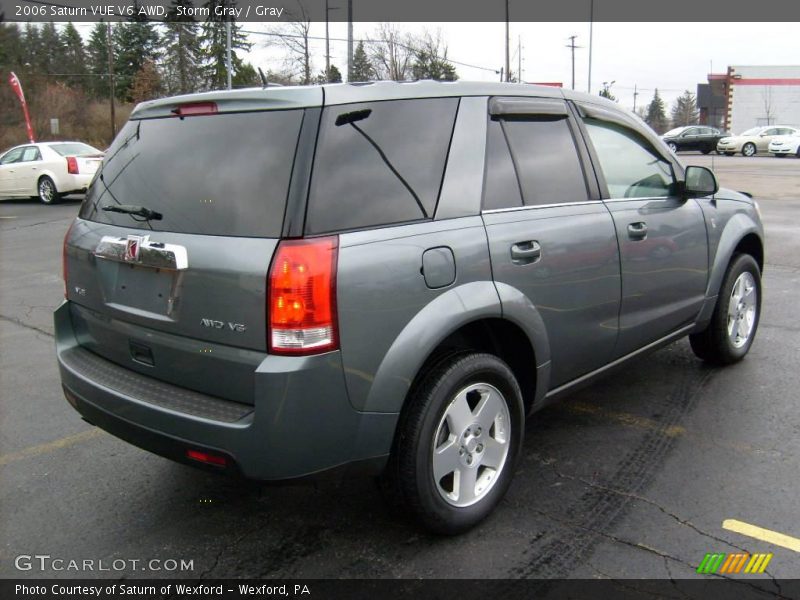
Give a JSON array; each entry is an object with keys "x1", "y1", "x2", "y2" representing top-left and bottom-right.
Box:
[
  {"x1": 62, "y1": 222, "x2": 74, "y2": 298},
  {"x1": 66, "y1": 156, "x2": 79, "y2": 174},
  {"x1": 268, "y1": 236, "x2": 339, "y2": 355}
]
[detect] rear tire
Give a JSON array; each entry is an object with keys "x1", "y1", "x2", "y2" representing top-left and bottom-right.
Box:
[
  {"x1": 690, "y1": 254, "x2": 761, "y2": 365},
  {"x1": 38, "y1": 176, "x2": 61, "y2": 204},
  {"x1": 381, "y1": 353, "x2": 524, "y2": 534},
  {"x1": 724, "y1": 152, "x2": 735, "y2": 156},
  {"x1": 701, "y1": 146, "x2": 712, "y2": 155},
  {"x1": 667, "y1": 142, "x2": 678, "y2": 153}
]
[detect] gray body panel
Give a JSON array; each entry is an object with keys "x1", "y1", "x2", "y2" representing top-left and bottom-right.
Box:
[
  {"x1": 603, "y1": 196, "x2": 708, "y2": 357},
  {"x1": 483, "y1": 203, "x2": 620, "y2": 386},
  {"x1": 55, "y1": 81, "x2": 765, "y2": 481}
]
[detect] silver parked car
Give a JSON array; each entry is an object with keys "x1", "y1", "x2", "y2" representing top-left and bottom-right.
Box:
[
  {"x1": 56, "y1": 82, "x2": 764, "y2": 534},
  {"x1": 717, "y1": 125, "x2": 799, "y2": 156}
]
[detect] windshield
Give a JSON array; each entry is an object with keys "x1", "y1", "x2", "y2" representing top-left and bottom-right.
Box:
[
  {"x1": 740, "y1": 128, "x2": 762, "y2": 136},
  {"x1": 79, "y1": 109, "x2": 304, "y2": 237},
  {"x1": 48, "y1": 143, "x2": 102, "y2": 156}
]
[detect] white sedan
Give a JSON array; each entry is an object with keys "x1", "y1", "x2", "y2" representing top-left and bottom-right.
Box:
[
  {"x1": 0, "y1": 141, "x2": 104, "y2": 204},
  {"x1": 768, "y1": 133, "x2": 800, "y2": 158}
]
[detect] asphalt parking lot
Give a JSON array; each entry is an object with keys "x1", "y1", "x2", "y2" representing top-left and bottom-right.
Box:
[{"x1": 1, "y1": 154, "x2": 799, "y2": 583}]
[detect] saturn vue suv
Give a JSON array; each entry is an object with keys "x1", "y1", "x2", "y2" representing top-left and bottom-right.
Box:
[{"x1": 56, "y1": 81, "x2": 764, "y2": 534}]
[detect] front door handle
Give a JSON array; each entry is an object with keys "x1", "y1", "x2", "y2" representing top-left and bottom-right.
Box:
[
  {"x1": 510, "y1": 241, "x2": 542, "y2": 265},
  {"x1": 627, "y1": 222, "x2": 648, "y2": 240}
]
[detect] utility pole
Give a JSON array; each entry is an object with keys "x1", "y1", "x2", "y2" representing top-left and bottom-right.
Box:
[
  {"x1": 105, "y1": 20, "x2": 116, "y2": 139},
  {"x1": 325, "y1": 0, "x2": 331, "y2": 77},
  {"x1": 518, "y1": 35, "x2": 522, "y2": 83},
  {"x1": 587, "y1": 0, "x2": 594, "y2": 93},
  {"x1": 347, "y1": 0, "x2": 353, "y2": 81},
  {"x1": 226, "y1": 20, "x2": 232, "y2": 90},
  {"x1": 633, "y1": 83, "x2": 639, "y2": 113},
  {"x1": 504, "y1": 0, "x2": 510, "y2": 82},
  {"x1": 566, "y1": 35, "x2": 581, "y2": 90}
]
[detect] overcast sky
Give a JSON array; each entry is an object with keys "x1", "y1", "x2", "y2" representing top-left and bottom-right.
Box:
[{"x1": 70, "y1": 21, "x2": 799, "y2": 112}]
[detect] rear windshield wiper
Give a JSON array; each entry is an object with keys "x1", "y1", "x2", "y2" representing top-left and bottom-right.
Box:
[{"x1": 102, "y1": 204, "x2": 163, "y2": 221}]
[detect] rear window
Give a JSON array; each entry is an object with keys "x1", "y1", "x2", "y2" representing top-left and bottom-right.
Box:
[
  {"x1": 80, "y1": 110, "x2": 304, "y2": 238},
  {"x1": 305, "y1": 98, "x2": 459, "y2": 235},
  {"x1": 49, "y1": 143, "x2": 101, "y2": 156}
]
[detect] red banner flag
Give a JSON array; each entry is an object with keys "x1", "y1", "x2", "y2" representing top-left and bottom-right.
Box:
[{"x1": 8, "y1": 71, "x2": 35, "y2": 143}]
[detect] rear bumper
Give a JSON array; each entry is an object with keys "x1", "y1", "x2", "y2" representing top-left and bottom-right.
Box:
[
  {"x1": 54, "y1": 302, "x2": 397, "y2": 480},
  {"x1": 59, "y1": 173, "x2": 93, "y2": 193}
]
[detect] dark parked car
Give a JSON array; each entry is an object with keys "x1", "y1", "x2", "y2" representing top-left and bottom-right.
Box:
[
  {"x1": 56, "y1": 82, "x2": 764, "y2": 534},
  {"x1": 662, "y1": 125, "x2": 727, "y2": 154}
]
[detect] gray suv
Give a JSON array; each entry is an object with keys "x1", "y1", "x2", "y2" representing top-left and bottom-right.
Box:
[{"x1": 56, "y1": 82, "x2": 764, "y2": 534}]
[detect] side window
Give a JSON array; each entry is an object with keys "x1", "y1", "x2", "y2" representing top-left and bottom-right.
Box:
[
  {"x1": 20, "y1": 147, "x2": 41, "y2": 162},
  {"x1": 0, "y1": 148, "x2": 23, "y2": 165},
  {"x1": 499, "y1": 116, "x2": 589, "y2": 206},
  {"x1": 483, "y1": 119, "x2": 523, "y2": 210},
  {"x1": 584, "y1": 119, "x2": 677, "y2": 199},
  {"x1": 305, "y1": 98, "x2": 459, "y2": 235}
]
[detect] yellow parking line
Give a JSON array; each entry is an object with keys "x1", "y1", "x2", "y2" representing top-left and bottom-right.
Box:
[
  {"x1": 723, "y1": 519, "x2": 800, "y2": 553},
  {"x1": 0, "y1": 429, "x2": 102, "y2": 467}
]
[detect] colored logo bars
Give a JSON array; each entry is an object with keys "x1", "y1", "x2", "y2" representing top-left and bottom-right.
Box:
[{"x1": 697, "y1": 552, "x2": 773, "y2": 574}]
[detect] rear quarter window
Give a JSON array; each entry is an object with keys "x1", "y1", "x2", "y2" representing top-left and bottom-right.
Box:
[{"x1": 305, "y1": 98, "x2": 459, "y2": 235}]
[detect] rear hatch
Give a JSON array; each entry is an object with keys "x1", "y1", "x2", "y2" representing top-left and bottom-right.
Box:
[{"x1": 65, "y1": 96, "x2": 316, "y2": 404}]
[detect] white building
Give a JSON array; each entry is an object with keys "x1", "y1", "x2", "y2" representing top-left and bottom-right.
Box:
[{"x1": 725, "y1": 65, "x2": 800, "y2": 133}]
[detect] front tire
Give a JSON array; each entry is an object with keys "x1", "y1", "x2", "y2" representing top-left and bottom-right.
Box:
[
  {"x1": 38, "y1": 176, "x2": 60, "y2": 204},
  {"x1": 667, "y1": 142, "x2": 678, "y2": 153},
  {"x1": 382, "y1": 353, "x2": 524, "y2": 534},
  {"x1": 742, "y1": 143, "x2": 757, "y2": 157},
  {"x1": 701, "y1": 146, "x2": 712, "y2": 155},
  {"x1": 690, "y1": 253, "x2": 761, "y2": 365}
]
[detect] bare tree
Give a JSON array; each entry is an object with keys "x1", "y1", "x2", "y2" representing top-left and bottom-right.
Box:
[
  {"x1": 271, "y1": 1, "x2": 312, "y2": 84},
  {"x1": 369, "y1": 24, "x2": 413, "y2": 81},
  {"x1": 762, "y1": 86, "x2": 775, "y2": 125}
]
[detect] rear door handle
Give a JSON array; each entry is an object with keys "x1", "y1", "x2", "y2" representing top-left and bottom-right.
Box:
[
  {"x1": 627, "y1": 222, "x2": 648, "y2": 240},
  {"x1": 510, "y1": 241, "x2": 542, "y2": 265}
]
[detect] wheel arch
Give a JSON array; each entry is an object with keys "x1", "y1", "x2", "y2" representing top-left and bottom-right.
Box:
[
  {"x1": 706, "y1": 214, "x2": 764, "y2": 300},
  {"x1": 360, "y1": 281, "x2": 549, "y2": 416}
]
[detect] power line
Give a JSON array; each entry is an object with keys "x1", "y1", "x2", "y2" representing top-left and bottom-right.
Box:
[{"x1": 241, "y1": 28, "x2": 501, "y2": 74}]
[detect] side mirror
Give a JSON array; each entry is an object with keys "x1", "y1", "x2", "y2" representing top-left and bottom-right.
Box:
[{"x1": 684, "y1": 166, "x2": 718, "y2": 197}]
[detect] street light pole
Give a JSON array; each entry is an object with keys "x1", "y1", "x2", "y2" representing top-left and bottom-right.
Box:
[
  {"x1": 325, "y1": 0, "x2": 331, "y2": 77},
  {"x1": 347, "y1": 0, "x2": 353, "y2": 81},
  {"x1": 105, "y1": 20, "x2": 116, "y2": 139},
  {"x1": 504, "y1": 0, "x2": 510, "y2": 82},
  {"x1": 587, "y1": 0, "x2": 594, "y2": 93},
  {"x1": 226, "y1": 20, "x2": 232, "y2": 90}
]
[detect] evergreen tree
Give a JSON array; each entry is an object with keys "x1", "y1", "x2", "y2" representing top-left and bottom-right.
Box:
[
  {"x1": 350, "y1": 41, "x2": 374, "y2": 82},
  {"x1": 0, "y1": 23, "x2": 24, "y2": 71},
  {"x1": 317, "y1": 64, "x2": 342, "y2": 83},
  {"x1": 61, "y1": 23, "x2": 88, "y2": 91},
  {"x1": 163, "y1": 0, "x2": 203, "y2": 95},
  {"x1": 114, "y1": 10, "x2": 160, "y2": 101},
  {"x1": 22, "y1": 23, "x2": 43, "y2": 74},
  {"x1": 86, "y1": 22, "x2": 111, "y2": 98},
  {"x1": 201, "y1": 0, "x2": 251, "y2": 90},
  {"x1": 645, "y1": 89, "x2": 668, "y2": 134},
  {"x1": 232, "y1": 61, "x2": 260, "y2": 87},
  {"x1": 410, "y1": 31, "x2": 457, "y2": 81},
  {"x1": 38, "y1": 22, "x2": 64, "y2": 75},
  {"x1": 671, "y1": 90, "x2": 699, "y2": 127}
]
